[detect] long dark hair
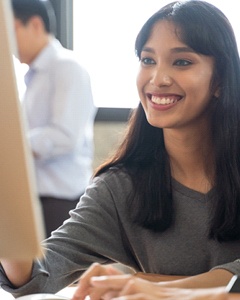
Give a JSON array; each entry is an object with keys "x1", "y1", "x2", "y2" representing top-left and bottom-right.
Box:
[{"x1": 95, "y1": 1, "x2": 240, "y2": 241}]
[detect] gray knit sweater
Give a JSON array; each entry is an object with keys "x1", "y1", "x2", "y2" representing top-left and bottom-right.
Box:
[{"x1": 1, "y1": 167, "x2": 240, "y2": 298}]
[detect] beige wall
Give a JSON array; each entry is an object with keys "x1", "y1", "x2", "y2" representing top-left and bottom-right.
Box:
[{"x1": 93, "y1": 121, "x2": 127, "y2": 170}]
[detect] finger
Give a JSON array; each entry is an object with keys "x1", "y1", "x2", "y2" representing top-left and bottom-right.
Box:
[
  {"x1": 112, "y1": 293, "x2": 158, "y2": 300},
  {"x1": 86, "y1": 274, "x2": 131, "y2": 300},
  {"x1": 72, "y1": 263, "x2": 122, "y2": 300},
  {"x1": 101, "y1": 290, "x2": 120, "y2": 300},
  {"x1": 118, "y1": 278, "x2": 154, "y2": 297},
  {"x1": 88, "y1": 286, "x2": 113, "y2": 300},
  {"x1": 91, "y1": 274, "x2": 133, "y2": 289},
  {"x1": 72, "y1": 263, "x2": 106, "y2": 300}
]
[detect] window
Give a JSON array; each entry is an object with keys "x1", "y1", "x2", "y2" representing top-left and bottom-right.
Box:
[{"x1": 73, "y1": 0, "x2": 240, "y2": 108}]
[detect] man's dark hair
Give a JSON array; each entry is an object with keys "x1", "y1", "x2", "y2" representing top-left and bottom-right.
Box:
[{"x1": 11, "y1": 0, "x2": 56, "y2": 35}]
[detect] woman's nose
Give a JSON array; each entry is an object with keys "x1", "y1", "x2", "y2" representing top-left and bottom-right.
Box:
[{"x1": 150, "y1": 69, "x2": 173, "y2": 87}]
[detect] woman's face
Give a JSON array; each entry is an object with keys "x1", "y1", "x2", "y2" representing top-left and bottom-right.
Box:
[{"x1": 137, "y1": 20, "x2": 217, "y2": 131}]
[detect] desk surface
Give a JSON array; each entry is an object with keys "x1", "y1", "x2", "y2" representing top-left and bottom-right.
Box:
[
  {"x1": 2, "y1": 286, "x2": 240, "y2": 300},
  {"x1": 0, "y1": 288, "x2": 14, "y2": 299},
  {"x1": 0, "y1": 286, "x2": 77, "y2": 299}
]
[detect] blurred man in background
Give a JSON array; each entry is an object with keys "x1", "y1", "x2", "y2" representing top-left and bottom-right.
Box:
[{"x1": 11, "y1": 0, "x2": 96, "y2": 237}]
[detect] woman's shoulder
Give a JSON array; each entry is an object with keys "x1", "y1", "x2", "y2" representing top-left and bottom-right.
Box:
[
  {"x1": 93, "y1": 166, "x2": 131, "y2": 187},
  {"x1": 87, "y1": 166, "x2": 133, "y2": 199},
  {"x1": 81, "y1": 166, "x2": 133, "y2": 210}
]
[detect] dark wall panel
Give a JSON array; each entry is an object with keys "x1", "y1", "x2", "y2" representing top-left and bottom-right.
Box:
[{"x1": 49, "y1": 0, "x2": 73, "y2": 50}]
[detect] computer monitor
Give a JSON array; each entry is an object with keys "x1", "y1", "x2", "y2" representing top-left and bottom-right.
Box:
[{"x1": 0, "y1": 0, "x2": 45, "y2": 259}]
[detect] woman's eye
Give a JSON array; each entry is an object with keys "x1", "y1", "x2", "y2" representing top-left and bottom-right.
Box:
[
  {"x1": 140, "y1": 57, "x2": 155, "y2": 65},
  {"x1": 174, "y1": 59, "x2": 192, "y2": 66}
]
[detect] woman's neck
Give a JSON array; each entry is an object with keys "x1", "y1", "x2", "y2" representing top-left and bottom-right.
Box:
[{"x1": 163, "y1": 127, "x2": 214, "y2": 194}]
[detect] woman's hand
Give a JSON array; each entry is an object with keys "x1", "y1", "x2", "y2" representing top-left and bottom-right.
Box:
[
  {"x1": 71, "y1": 263, "x2": 124, "y2": 300},
  {"x1": 71, "y1": 264, "x2": 233, "y2": 300},
  {"x1": 88, "y1": 275, "x2": 228, "y2": 300}
]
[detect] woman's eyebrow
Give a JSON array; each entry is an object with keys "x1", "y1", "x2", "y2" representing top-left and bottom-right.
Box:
[{"x1": 141, "y1": 46, "x2": 195, "y2": 54}]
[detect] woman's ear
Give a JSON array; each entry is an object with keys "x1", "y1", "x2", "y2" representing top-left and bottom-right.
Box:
[
  {"x1": 214, "y1": 90, "x2": 220, "y2": 98},
  {"x1": 213, "y1": 87, "x2": 220, "y2": 98}
]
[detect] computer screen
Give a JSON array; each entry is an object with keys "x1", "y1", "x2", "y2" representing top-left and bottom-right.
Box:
[{"x1": 0, "y1": 0, "x2": 44, "y2": 259}]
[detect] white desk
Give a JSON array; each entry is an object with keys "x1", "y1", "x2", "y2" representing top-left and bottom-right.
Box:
[
  {"x1": 0, "y1": 288, "x2": 14, "y2": 299},
  {"x1": 0, "y1": 286, "x2": 77, "y2": 299}
]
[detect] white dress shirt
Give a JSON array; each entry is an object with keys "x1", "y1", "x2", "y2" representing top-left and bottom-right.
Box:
[{"x1": 23, "y1": 38, "x2": 96, "y2": 199}]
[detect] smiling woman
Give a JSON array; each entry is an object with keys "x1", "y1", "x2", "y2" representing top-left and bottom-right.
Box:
[
  {"x1": 73, "y1": 0, "x2": 240, "y2": 109},
  {"x1": 2, "y1": 1, "x2": 240, "y2": 299}
]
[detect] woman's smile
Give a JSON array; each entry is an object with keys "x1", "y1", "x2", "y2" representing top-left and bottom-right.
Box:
[{"x1": 147, "y1": 93, "x2": 183, "y2": 111}]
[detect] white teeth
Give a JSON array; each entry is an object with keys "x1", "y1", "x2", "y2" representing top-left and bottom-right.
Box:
[{"x1": 152, "y1": 96, "x2": 176, "y2": 105}]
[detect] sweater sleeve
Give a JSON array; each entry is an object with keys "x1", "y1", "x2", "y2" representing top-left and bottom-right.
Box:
[
  {"x1": 0, "y1": 171, "x2": 136, "y2": 298},
  {"x1": 211, "y1": 259, "x2": 240, "y2": 276}
]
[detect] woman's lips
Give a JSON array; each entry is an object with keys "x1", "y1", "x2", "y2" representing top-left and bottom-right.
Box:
[{"x1": 148, "y1": 93, "x2": 183, "y2": 105}]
